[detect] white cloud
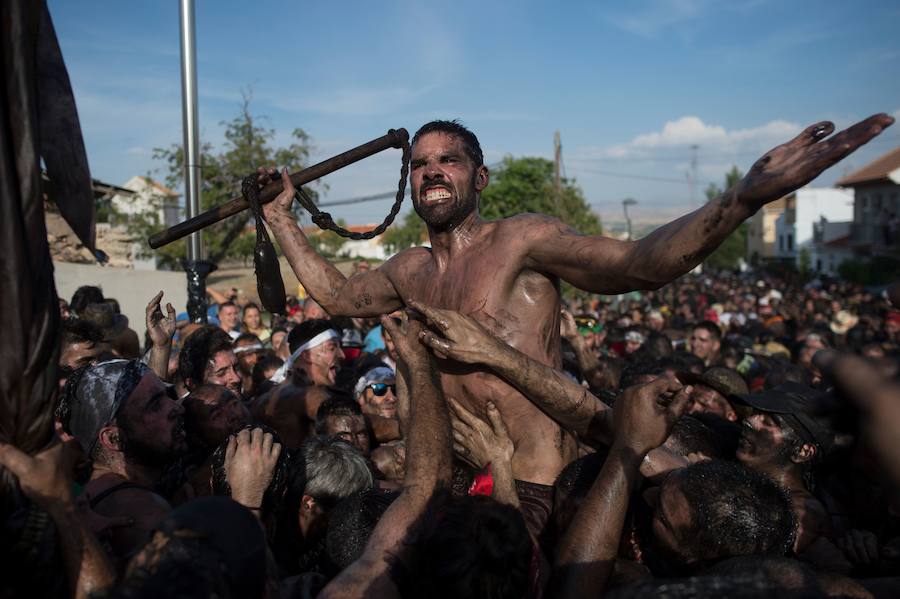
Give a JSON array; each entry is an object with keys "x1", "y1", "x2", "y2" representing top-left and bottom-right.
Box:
[
  {"x1": 604, "y1": 0, "x2": 771, "y2": 38},
  {"x1": 574, "y1": 116, "x2": 802, "y2": 163},
  {"x1": 893, "y1": 107, "x2": 900, "y2": 122}
]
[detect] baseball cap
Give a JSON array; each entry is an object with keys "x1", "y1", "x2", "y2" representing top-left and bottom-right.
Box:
[
  {"x1": 679, "y1": 367, "x2": 749, "y2": 398},
  {"x1": 731, "y1": 382, "x2": 839, "y2": 455}
]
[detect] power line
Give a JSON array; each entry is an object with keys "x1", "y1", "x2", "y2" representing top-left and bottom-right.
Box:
[{"x1": 570, "y1": 166, "x2": 716, "y2": 187}]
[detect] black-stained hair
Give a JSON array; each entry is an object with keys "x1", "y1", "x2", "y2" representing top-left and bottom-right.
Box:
[
  {"x1": 326, "y1": 488, "x2": 399, "y2": 569},
  {"x1": 177, "y1": 326, "x2": 233, "y2": 389},
  {"x1": 314, "y1": 397, "x2": 363, "y2": 435},
  {"x1": 396, "y1": 493, "x2": 531, "y2": 599},
  {"x1": 210, "y1": 424, "x2": 291, "y2": 521},
  {"x1": 673, "y1": 460, "x2": 796, "y2": 564},
  {"x1": 288, "y1": 319, "x2": 337, "y2": 354},
  {"x1": 60, "y1": 317, "x2": 105, "y2": 348},
  {"x1": 412, "y1": 120, "x2": 484, "y2": 168},
  {"x1": 70, "y1": 285, "x2": 104, "y2": 316}
]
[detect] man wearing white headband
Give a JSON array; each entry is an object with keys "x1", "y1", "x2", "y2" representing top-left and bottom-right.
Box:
[{"x1": 253, "y1": 320, "x2": 344, "y2": 449}]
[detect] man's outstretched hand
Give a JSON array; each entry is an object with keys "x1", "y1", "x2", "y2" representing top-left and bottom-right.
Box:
[
  {"x1": 408, "y1": 300, "x2": 500, "y2": 364},
  {"x1": 734, "y1": 113, "x2": 893, "y2": 210}
]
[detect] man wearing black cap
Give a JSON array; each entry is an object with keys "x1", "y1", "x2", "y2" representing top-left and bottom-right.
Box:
[
  {"x1": 732, "y1": 382, "x2": 837, "y2": 553},
  {"x1": 57, "y1": 359, "x2": 188, "y2": 569},
  {"x1": 682, "y1": 366, "x2": 749, "y2": 423}
]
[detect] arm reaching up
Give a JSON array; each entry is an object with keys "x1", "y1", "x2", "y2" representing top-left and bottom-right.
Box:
[
  {"x1": 258, "y1": 167, "x2": 403, "y2": 317},
  {"x1": 413, "y1": 301, "x2": 613, "y2": 446},
  {"x1": 320, "y1": 311, "x2": 451, "y2": 599},
  {"x1": 145, "y1": 291, "x2": 176, "y2": 381},
  {"x1": 550, "y1": 376, "x2": 690, "y2": 599},
  {"x1": 0, "y1": 440, "x2": 115, "y2": 599}
]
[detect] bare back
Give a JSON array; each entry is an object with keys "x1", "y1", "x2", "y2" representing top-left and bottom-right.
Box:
[{"x1": 383, "y1": 216, "x2": 576, "y2": 485}]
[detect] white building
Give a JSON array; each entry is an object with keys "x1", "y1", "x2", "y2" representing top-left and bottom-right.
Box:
[
  {"x1": 112, "y1": 176, "x2": 181, "y2": 230},
  {"x1": 810, "y1": 220, "x2": 853, "y2": 276},
  {"x1": 772, "y1": 187, "x2": 854, "y2": 267}
]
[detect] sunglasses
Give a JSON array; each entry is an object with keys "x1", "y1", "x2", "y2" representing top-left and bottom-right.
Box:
[{"x1": 367, "y1": 383, "x2": 396, "y2": 397}]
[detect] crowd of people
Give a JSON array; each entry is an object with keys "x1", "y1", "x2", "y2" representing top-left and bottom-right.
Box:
[
  {"x1": 3, "y1": 115, "x2": 900, "y2": 599},
  {"x1": 2, "y1": 267, "x2": 899, "y2": 599}
]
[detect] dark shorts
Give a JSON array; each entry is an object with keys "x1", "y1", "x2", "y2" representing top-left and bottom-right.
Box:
[{"x1": 515, "y1": 479, "x2": 555, "y2": 539}]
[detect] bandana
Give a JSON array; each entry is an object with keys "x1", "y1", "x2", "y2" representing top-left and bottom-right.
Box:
[
  {"x1": 66, "y1": 359, "x2": 151, "y2": 455},
  {"x1": 270, "y1": 329, "x2": 340, "y2": 383},
  {"x1": 353, "y1": 366, "x2": 395, "y2": 398}
]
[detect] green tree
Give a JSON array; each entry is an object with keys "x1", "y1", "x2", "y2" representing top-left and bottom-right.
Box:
[
  {"x1": 129, "y1": 91, "x2": 317, "y2": 269},
  {"x1": 382, "y1": 156, "x2": 603, "y2": 253},
  {"x1": 703, "y1": 166, "x2": 747, "y2": 271},
  {"x1": 481, "y1": 156, "x2": 603, "y2": 235},
  {"x1": 308, "y1": 218, "x2": 350, "y2": 258}
]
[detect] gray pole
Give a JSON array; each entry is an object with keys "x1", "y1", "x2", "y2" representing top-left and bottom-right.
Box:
[
  {"x1": 179, "y1": 0, "x2": 202, "y2": 260},
  {"x1": 178, "y1": 0, "x2": 213, "y2": 323}
]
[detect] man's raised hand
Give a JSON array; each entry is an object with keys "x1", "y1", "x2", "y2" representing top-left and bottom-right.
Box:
[
  {"x1": 613, "y1": 376, "x2": 691, "y2": 456},
  {"x1": 380, "y1": 311, "x2": 427, "y2": 368},
  {"x1": 146, "y1": 290, "x2": 176, "y2": 348},
  {"x1": 257, "y1": 166, "x2": 296, "y2": 224},
  {"x1": 223, "y1": 427, "x2": 282, "y2": 511},
  {"x1": 734, "y1": 113, "x2": 893, "y2": 210},
  {"x1": 0, "y1": 440, "x2": 78, "y2": 511},
  {"x1": 408, "y1": 300, "x2": 498, "y2": 364}
]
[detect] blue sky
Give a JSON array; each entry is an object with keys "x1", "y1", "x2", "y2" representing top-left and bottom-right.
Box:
[{"x1": 50, "y1": 0, "x2": 900, "y2": 225}]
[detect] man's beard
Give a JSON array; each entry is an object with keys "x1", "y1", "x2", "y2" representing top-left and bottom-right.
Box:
[
  {"x1": 120, "y1": 416, "x2": 187, "y2": 468},
  {"x1": 414, "y1": 185, "x2": 477, "y2": 231}
]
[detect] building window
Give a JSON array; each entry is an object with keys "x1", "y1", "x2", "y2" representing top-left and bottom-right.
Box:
[{"x1": 788, "y1": 234, "x2": 793, "y2": 252}]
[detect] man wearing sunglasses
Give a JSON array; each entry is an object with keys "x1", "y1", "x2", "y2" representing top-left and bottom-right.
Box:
[{"x1": 354, "y1": 366, "x2": 398, "y2": 420}]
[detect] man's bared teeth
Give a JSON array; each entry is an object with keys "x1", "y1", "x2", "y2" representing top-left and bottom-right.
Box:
[{"x1": 424, "y1": 189, "x2": 452, "y2": 201}]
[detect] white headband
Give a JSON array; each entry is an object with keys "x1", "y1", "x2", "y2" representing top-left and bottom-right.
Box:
[
  {"x1": 233, "y1": 343, "x2": 265, "y2": 355},
  {"x1": 269, "y1": 329, "x2": 340, "y2": 383}
]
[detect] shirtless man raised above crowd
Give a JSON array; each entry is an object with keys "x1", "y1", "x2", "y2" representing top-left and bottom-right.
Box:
[{"x1": 258, "y1": 115, "x2": 891, "y2": 509}]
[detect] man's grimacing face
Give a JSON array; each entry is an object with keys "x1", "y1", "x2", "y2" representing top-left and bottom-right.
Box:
[{"x1": 410, "y1": 132, "x2": 487, "y2": 229}]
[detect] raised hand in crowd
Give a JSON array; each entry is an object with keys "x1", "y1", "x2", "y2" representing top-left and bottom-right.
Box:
[
  {"x1": 223, "y1": 427, "x2": 283, "y2": 514},
  {"x1": 816, "y1": 350, "x2": 900, "y2": 486},
  {"x1": 552, "y1": 376, "x2": 690, "y2": 599},
  {"x1": 0, "y1": 439, "x2": 115, "y2": 599},
  {"x1": 145, "y1": 290, "x2": 176, "y2": 381},
  {"x1": 321, "y1": 311, "x2": 451, "y2": 598}
]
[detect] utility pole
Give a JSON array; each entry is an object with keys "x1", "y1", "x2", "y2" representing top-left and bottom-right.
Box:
[
  {"x1": 554, "y1": 131, "x2": 562, "y2": 208},
  {"x1": 179, "y1": 0, "x2": 213, "y2": 323},
  {"x1": 622, "y1": 198, "x2": 637, "y2": 241},
  {"x1": 688, "y1": 144, "x2": 699, "y2": 208}
]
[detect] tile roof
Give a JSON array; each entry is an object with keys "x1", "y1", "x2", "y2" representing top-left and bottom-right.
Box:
[{"x1": 836, "y1": 146, "x2": 900, "y2": 187}]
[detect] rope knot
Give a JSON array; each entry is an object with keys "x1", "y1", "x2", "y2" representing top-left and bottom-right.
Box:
[{"x1": 312, "y1": 212, "x2": 335, "y2": 228}]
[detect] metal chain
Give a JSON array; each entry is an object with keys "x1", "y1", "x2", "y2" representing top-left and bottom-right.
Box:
[{"x1": 290, "y1": 135, "x2": 411, "y2": 239}]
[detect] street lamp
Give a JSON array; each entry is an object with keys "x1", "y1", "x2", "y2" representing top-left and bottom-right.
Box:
[{"x1": 622, "y1": 198, "x2": 637, "y2": 240}]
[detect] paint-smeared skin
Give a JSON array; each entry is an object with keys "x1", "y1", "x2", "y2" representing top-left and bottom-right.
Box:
[{"x1": 381, "y1": 220, "x2": 576, "y2": 486}]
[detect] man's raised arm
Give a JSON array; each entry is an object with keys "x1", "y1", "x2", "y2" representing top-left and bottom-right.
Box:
[
  {"x1": 320, "y1": 312, "x2": 451, "y2": 599},
  {"x1": 524, "y1": 114, "x2": 892, "y2": 294},
  {"x1": 259, "y1": 167, "x2": 403, "y2": 316}
]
